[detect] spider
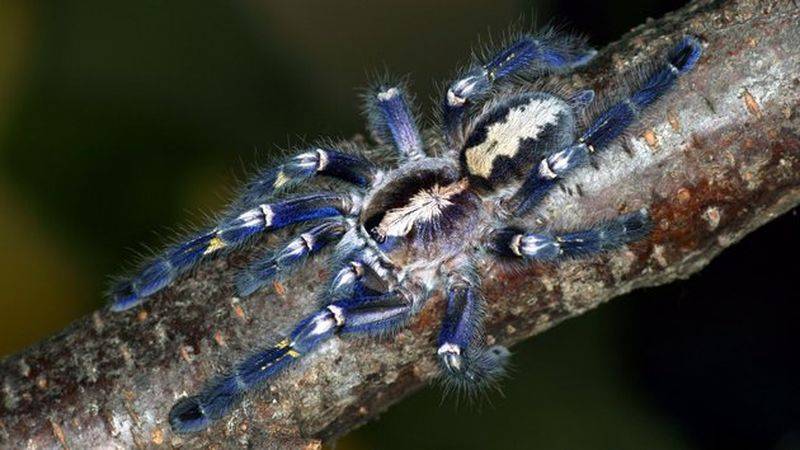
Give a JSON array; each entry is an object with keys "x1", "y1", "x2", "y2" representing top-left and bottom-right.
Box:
[{"x1": 108, "y1": 29, "x2": 702, "y2": 433}]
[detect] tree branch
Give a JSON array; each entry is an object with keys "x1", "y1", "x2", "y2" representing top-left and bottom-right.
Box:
[{"x1": 2, "y1": 0, "x2": 799, "y2": 447}]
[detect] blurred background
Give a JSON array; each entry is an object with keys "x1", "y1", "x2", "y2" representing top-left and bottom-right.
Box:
[{"x1": 0, "y1": 1, "x2": 798, "y2": 449}]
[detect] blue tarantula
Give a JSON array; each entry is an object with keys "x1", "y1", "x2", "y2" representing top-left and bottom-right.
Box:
[{"x1": 109, "y1": 29, "x2": 701, "y2": 433}]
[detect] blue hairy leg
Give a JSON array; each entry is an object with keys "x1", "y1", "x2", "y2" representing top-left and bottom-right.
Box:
[
  {"x1": 510, "y1": 37, "x2": 702, "y2": 214},
  {"x1": 110, "y1": 193, "x2": 356, "y2": 311},
  {"x1": 235, "y1": 220, "x2": 348, "y2": 297},
  {"x1": 330, "y1": 260, "x2": 367, "y2": 295},
  {"x1": 169, "y1": 291, "x2": 413, "y2": 433},
  {"x1": 568, "y1": 89, "x2": 596, "y2": 112},
  {"x1": 366, "y1": 84, "x2": 425, "y2": 160},
  {"x1": 236, "y1": 148, "x2": 377, "y2": 209},
  {"x1": 580, "y1": 37, "x2": 702, "y2": 150},
  {"x1": 437, "y1": 279, "x2": 509, "y2": 388},
  {"x1": 490, "y1": 209, "x2": 650, "y2": 260},
  {"x1": 443, "y1": 31, "x2": 596, "y2": 146},
  {"x1": 328, "y1": 239, "x2": 397, "y2": 296}
]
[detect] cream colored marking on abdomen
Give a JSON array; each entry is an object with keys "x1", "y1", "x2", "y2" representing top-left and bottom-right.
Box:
[{"x1": 465, "y1": 97, "x2": 564, "y2": 178}]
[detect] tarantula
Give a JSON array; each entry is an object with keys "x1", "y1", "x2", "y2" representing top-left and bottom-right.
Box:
[{"x1": 109, "y1": 29, "x2": 702, "y2": 433}]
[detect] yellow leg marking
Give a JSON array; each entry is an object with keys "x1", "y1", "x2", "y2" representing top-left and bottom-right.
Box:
[
  {"x1": 273, "y1": 170, "x2": 290, "y2": 189},
  {"x1": 276, "y1": 338, "x2": 300, "y2": 357},
  {"x1": 204, "y1": 236, "x2": 227, "y2": 255}
]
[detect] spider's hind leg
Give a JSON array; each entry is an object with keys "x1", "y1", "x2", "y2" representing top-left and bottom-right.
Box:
[
  {"x1": 235, "y1": 219, "x2": 349, "y2": 297},
  {"x1": 443, "y1": 30, "x2": 596, "y2": 147},
  {"x1": 509, "y1": 37, "x2": 702, "y2": 215},
  {"x1": 490, "y1": 208, "x2": 651, "y2": 260}
]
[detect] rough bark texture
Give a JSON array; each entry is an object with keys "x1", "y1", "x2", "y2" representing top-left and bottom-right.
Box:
[{"x1": 2, "y1": 0, "x2": 799, "y2": 447}]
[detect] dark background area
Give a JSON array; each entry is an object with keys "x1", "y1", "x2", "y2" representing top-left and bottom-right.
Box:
[{"x1": 0, "y1": 1, "x2": 797, "y2": 449}]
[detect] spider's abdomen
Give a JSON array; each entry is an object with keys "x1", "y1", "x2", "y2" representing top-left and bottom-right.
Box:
[{"x1": 461, "y1": 92, "x2": 575, "y2": 189}]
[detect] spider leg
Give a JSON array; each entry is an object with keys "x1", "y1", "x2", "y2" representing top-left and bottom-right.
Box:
[
  {"x1": 110, "y1": 192, "x2": 358, "y2": 311},
  {"x1": 437, "y1": 272, "x2": 510, "y2": 389},
  {"x1": 509, "y1": 37, "x2": 702, "y2": 214},
  {"x1": 168, "y1": 289, "x2": 414, "y2": 433},
  {"x1": 490, "y1": 209, "x2": 650, "y2": 259},
  {"x1": 235, "y1": 220, "x2": 349, "y2": 297},
  {"x1": 365, "y1": 83, "x2": 425, "y2": 160},
  {"x1": 236, "y1": 148, "x2": 377, "y2": 209},
  {"x1": 443, "y1": 32, "x2": 596, "y2": 147},
  {"x1": 330, "y1": 242, "x2": 396, "y2": 297},
  {"x1": 331, "y1": 260, "x2": 366, "y2": 294},
  {"x1": 567, "y1": 89, "x2": 596, "y2": 113}
]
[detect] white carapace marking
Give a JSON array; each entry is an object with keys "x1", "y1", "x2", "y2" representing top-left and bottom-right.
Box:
[
  {"x1": 465, "y1": 96, "x2": 565, "y2": 178},
  {"x1": 376, "y1": 180, "x2": 468, "y2": 238}
]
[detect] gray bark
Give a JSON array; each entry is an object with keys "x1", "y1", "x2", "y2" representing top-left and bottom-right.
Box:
[{"x1": 1, "y1": 0, "x2": 799, "y2": 447}]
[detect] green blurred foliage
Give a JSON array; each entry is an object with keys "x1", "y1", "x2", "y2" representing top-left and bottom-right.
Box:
[{"x1": 0, "y1": 1, "x2": 697, "y2": 448}]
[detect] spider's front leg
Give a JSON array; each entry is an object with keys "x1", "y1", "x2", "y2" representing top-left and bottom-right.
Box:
[
  {"x1": 365, "y1": 82, "x2": 426, "y2": 161},
  {"x1": 508, "y1": 37, "x2": 702, "y2": 214},
  {"x1": 443, "y1": 31, "x2": 596, "y2": 148},
  {"x1": 169, "y1": 289, "x2": 416, "y2": 433},
  {"x1": 110, "y1": 192, "x2": 358, "y2": 311},
  {"x1": 437, "y1": 269, "x2": 510, "y2": 388},
  {"x1": 235, "y1": 219, "x2": 350, "y2": 297},
  {"x1": 235, "y1": 147, "x2": 378, "y2": 211}
]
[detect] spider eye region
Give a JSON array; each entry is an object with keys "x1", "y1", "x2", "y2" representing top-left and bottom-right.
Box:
[
  {"x1": 360, "y1": 166, "x2": 477, "y2": 250},
  {"x1": 374, "y1": 179, "x2": 470, "y2": 239},
  {"x1": 461, "y1": 92, "x2": 576, "y2": 188}
]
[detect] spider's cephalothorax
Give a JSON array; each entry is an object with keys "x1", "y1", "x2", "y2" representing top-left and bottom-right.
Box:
[{"x1": 108, "y1": 30, "x2": 702, "y2": 433}]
